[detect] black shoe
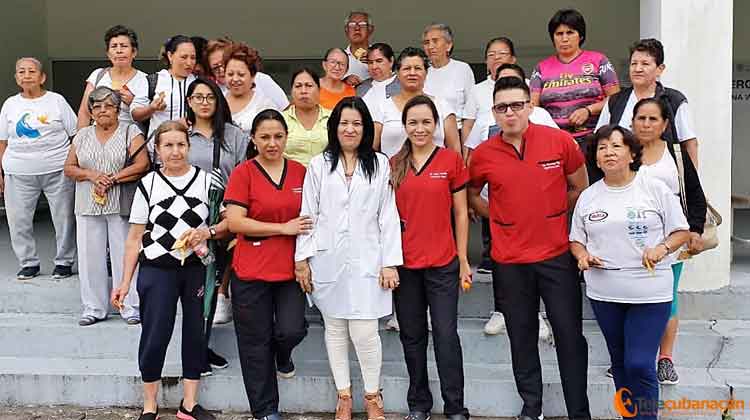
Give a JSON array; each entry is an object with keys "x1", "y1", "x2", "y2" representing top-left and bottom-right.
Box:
[
  {"x1": 517, "y1": 416, "x2": 543, "y2": 420},
  {"x1": 17, "y1": 266, "x2": 40, "y2": 280},
  {"x1": 605, "y1": 367, "x2": 614, "y2": 378},
  {"x1": 52, "y1": 265, "x2": 73, "y2": 279},
  {"x1": 477, "y1": 259, "x2": 493, "y2": 274},
  {"x1": 405, "y1": 411, "x2": 431, "y2": 420},
  {"x1": 446, "y1": 414, "x2": 466, "y2": 420},
  {"x1": 200, "y1": 365, "x2": 213, "y2": 377},
  {"x1": 208, "y1": 348, "x2": 228, "y2": 369},
  {"x1": 177, "y1": 400, "x2": 215, "y2": 420},
  {"x1": 138, "y1": 407, "x2": 158, "y2": 420},
  {"x1": 257, "y1": 413, "x2": 282, "y2": 420},
  {"x1": 277, "y1": 355, "x2": 295, "y2": 378}
]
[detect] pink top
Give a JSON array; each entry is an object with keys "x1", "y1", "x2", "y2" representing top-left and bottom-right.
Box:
[{"x1": 530, "y1": 50, "x2": 619, "y2": 139}]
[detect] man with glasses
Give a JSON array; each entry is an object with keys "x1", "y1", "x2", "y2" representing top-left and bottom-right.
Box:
[
  {"x1": 342, "y1": 10, "x2": 374, "y2": 86},
  {"x1": 468, "y1": 76, "x2": 592, "y2": 420}
]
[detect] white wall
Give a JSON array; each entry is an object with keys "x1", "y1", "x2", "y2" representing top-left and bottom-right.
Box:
[{"x1": 0, "y1": 0, "x2": 47, "y2": 99}]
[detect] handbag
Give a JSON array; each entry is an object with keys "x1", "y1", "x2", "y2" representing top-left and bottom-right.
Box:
[
  {"x1": 673, "y1": 143, "x2": 722, "y2": 253},
  {"x1": 119, "y1": 124, "x2": 151, "y2": 217}
]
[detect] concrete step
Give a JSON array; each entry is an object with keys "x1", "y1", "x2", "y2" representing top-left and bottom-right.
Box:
[
  {"x1": 1, "y1": 314, "x2": 748, "y2": 370},
  {"x1": 1, "y1": 356, "x2": 747, "y2": 418},
  {"x1": 3, "y1": 269, "x2": 749, "y2": 320}
]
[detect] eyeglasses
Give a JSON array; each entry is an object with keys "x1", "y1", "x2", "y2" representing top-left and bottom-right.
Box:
[
  {"x1": 210, "y1": 64, "x2": 225, "y2": 72},
  {"x1": 492, "y1": 100, "x2": 529, "y2": 114},
  {"x1": 486, "y1": 51, "x2": 512, "y2": 59},
  {"x1": 326, "y1": 60, "x2": 347, "y2": 68},
  {"x1": 91, "y1": 103, "x2": 117, "y2": 112},
  {"x1": 190, "y1": 94, "x2": 217, "y2": 104},
  {"x1": 347, "y1": 22, "x2": 369, "y2": 30}
]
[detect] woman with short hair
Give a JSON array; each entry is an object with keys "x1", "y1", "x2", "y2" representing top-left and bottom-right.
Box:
[
  {"x1": 112, "y1": 121, "x2": 229, "y2": 420},
  {"x1": 223, "y1": 42, "x2": 279, "y2": 132},
  {"x1": 570, "y1": 124, "x2": 689, "y2": 420},
  {"x1": 0, "y1": 57, "x2": 78, "y2": 280},
  {"x1": 282, "y1": 68, "x2": 331, "y2": 167},
  {"x1": 76, "y1": 25, "x2": 148, "y2": 129},
  {"x1": 358, "y1": 43, "x2": 399, "y2": 109},
  {"x1": 65, "y1": 86, "x2": 149, "y2": 326},
  {"x1": 320, "y1": 48, "x2": 356, "y2": 110},
  {"x1": 295, "y1": 97, "x2": 402, "y2": 420}
]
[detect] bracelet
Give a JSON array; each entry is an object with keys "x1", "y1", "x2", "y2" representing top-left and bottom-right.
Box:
[
  {"x1": 582, "y1": 106, "x2": 592, "y2": 119},
  {"x1": 660, "y1": 242, "x2": 672, "y2": 253}
]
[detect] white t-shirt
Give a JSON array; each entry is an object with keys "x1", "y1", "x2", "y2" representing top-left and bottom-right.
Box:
[
  {"x1": 86, "y1": 68, "x2": 148, "y2": 124},
  {"x1": 569, "y1": 171, "x2": 689, "y2": 304},
  {"x1": 0, "y1": 91, "x2": 77, "y2": 175},
  {"x1": 362, "y1": 74, "x2": 397, "y2": 111},
  {"x1": 424, "y1": 59, "x2": 475, "y2": 127},
  {"x1": 131, "y1": 69, "x2": 196, "y2": 140},
  {"x1": 345, "y1": 45, "x2": 370, "y2": 81},
  {"x1": 641, "y1": 145, "x2": 680, "y2": 195},
  {"x1": 230, "y1": 92, "x2": 279, "y2": 132},
  {"x1": 596, "y1": 90, "x2": 696, "y2": 142},
  {"x1": 372, "y1": 96, "x2": 454, "y2": 158},
  {"x1": 255, "y1": 72, "x2": 290, "y2": 111}
]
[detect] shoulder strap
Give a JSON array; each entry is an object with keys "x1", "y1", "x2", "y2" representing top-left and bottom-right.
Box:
[
  {"x1": 607, "y1": 87, "x2": 632, "y2": 125},
  {"x1": 147, "y1": 73, "x2": 158, "y2": 101},
  {"x1": 93, "y1": 67, "x2": 110, "y2": 87},
  {"x1": 124, "y1": 124, "x2": 150, "y2": 164},
  {"x1": 672, "y1": 143, "x2": 689, "y2": 216}
]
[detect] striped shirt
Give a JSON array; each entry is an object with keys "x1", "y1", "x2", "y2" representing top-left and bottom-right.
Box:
[{"x1": 72, "y1": 123, "x2": 140, "y2": 216}]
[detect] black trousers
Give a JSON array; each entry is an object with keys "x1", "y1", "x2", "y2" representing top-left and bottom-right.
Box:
[
  {"x1": 231, "y1": 275, "x2": 308, "y2": 418},
  {"x1": 394, "y1": 258, "x2": 469, "y2": 417},
  {"x1": 137, "y1": 263, "x2": 206, "y2": 382},
  {"x1": 493, "y1": 252, "x2": 590, "y2": 420}
]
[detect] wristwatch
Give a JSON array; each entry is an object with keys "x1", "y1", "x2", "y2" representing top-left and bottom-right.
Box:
[{"x1": 209, "y1": 226, "x2": 217, "y2": 239}]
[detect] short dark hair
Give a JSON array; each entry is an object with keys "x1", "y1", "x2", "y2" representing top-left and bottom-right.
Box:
[
  {"x1": 368, "y1": 43, "x2": 395, "y2": 62},
  {"x1": 496, "y1": 63, "x2": 526, "y2": 81},
  {"x1": 395, "y1": 47, "x2": 429, "y2": 71},
  {"x1": 291, "y1": 67, "x2": 320, "y2": 88},
  {"x1": 493, "y1": 76, "x2": 530, "y2": 100},
  {"x1": 104, "y1": 25, "x2": 139, "y2": 50},
  {"x1": 632, "y1": 97, "x2": 670, "y2": 123},
  {"x1": 161, "y1": 35, "x2": 193, "y2": 67},
  {"x1": 548, "y1": 9, "x2": 587, "y2": 46},
  {"x1": 484, "y1": 36, "x2": 515, "y2": 57},
  {"x1": 324, "y1": 97, "x2": 379, "y2": 183},
  {"x1": 629, "y1": 38, "x2": 665, "y2": 66},
  {"x1": 246, "y1": 109, "x2": 288, "y2": 159},
  {"x1": 589, "y1": 124, "x2": 643, "y2": 172}
]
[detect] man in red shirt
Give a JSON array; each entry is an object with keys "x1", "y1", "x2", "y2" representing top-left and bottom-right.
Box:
[{"x1": 468, "y1": 76, "x2": 591, "y2": 420}]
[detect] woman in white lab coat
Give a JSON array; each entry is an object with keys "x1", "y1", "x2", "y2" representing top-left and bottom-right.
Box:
[{"x1": 295, "y1": 96, "x2": 402, "y2": 420}]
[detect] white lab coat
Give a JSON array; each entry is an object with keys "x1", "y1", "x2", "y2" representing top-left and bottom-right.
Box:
[{"x1": 295, "y1": 152, "x2": 403, "y2": 319}]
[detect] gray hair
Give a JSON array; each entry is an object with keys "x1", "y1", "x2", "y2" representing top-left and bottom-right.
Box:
[
  {"x1": 87, "y1": 86, "x2": 121, "y2": 113},
  {"x1": 422, "y1": 23, "x2": 454, "y2": 44},
  {"x1": 15, "y1": 57, "x2": 44, "y2": 73},
  {"x1": 344, "y1": 10, "x2": 372, "y2": 27}
]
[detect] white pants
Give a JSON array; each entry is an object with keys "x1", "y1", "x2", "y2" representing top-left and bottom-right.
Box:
[
  {"x1": 323, "y1": 316, "x2": 382, "y2": 394},
  {"x1": 76, "y1": 214, "x2": 138, "y2": 319}
]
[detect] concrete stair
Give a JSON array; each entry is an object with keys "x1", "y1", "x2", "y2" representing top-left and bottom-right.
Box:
[{"x1": 2, "y1": 271, "x2": 750, "y2": 419}]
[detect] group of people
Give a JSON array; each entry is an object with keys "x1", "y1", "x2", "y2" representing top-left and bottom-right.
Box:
[{"x1": 0, "y1": 7, "x2": 710, "y2": 420}]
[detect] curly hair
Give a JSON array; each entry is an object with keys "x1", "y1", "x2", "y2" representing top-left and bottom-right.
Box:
[{"x1": 223, "y1": 41, "x2": 262, "y2": 76}]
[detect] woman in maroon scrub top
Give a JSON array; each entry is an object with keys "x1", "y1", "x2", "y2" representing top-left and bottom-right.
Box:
[
  {"x1": 390, "y1": 95, "x2": 471, "y2": 420},
  {"x1": 224, "y1": 109, "x2": 312, "y2": 420}
]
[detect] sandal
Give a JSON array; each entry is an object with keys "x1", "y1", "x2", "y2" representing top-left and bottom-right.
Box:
[
  {"x1": 364, "y1": 391, "x2": 385, "y2": 420},
  {"x1": 335, "y1": 393, "x2": 352, "y2": 420}
]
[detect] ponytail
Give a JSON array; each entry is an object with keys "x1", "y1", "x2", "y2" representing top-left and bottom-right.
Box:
[{"x1": 390, "y1": 139, "x2": 413, "y2": 189}]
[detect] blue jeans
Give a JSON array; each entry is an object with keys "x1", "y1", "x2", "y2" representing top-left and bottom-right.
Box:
[{"x1": 590, "y1": 299, "x2": 671, "y2": 420}]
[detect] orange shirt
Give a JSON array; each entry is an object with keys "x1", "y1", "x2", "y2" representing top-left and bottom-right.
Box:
[{"x1": 319, "y1": 85, "x2": 356, "y2": 110}]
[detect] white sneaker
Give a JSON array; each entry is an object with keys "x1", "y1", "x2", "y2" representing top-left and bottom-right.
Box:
[
  {"x1": 386, "y1": 315, "x2": 400, "y2": 331},
  {"x1": 484, "y1": 311, "x2": 506, "y2": 335},
  {"x1": 538, "y1": 313, "x2": 552, "y2": 342},
  {"x1": 213, "y1": 294, "x2": 233, "y2": 325}
]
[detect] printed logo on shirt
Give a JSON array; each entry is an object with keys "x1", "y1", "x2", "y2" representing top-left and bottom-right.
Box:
[
  {"x1": 626, "y1": 207, "x2": 657, "y2": 248},
  {"x1": 581, "y1": 62, "x2": 595, "y2": 75},
  {"x1": 543, "y1": 75, "x2": 594, "y2": 89},
  {"x1": 15, "y1": 111, "x2": 43, "y2": 139},
  {"x1": 587, "y1": 210, "x2": 608, "y2": 222},
  {"x1": 538, "y1": 159, "x2": 561, "y2": 170},
  {"x1": 429, "y1": 171, "x2": 449, "y2": 179}
]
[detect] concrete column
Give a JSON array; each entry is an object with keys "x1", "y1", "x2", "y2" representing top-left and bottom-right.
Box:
[{"x1": 640, "y1": 0, "x2": 733, "y2": 290}]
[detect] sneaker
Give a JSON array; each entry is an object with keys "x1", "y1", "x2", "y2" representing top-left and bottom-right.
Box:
[
  {"x1": 17, "y1": 266, "x2": 40, "y2": 280},
  {"x1": 200, "y1": 366, "x2": 213, "y2": 377},
  {"x1": 386, "y1": 316, "x2": 400, "y2": 332},
  {"x1": 405, "y1": 411, "x2": 431, "y2": 420},
  {"x1": 258, "y1": 414, "x2": 282, "y2": 420},
  {"x1": 137, "y1": 408, "x2": 158, "y2": 420},
  {"x1": 277, "y1": 355, "x2": 296, "y2": 379},
  {"x1": 208, "y1": 348, "x2": 228, "y2": 370},
  {"x1": 657, "y1": 357, "x2": 679, "y2": 385},
  {"x1": 538, "y1": 313, "x2": 552, "y2": 342},
  {"x1": 517, "y1": 415, "x2": 544, "y2": 420},
  {"x1": 484, "y1": 311, "x2": 506, "y2": 335},
  {"x1": 177, "y1": 400, "x2": 215, "y2": 420},
  {"x1": 52, "y1": 265, "x2": 73, "y2": 279},
  {"x1": 213, "y1": 293, "x2": 232, "y2": 325},
  {"x1": 605, "y1": 367, "x2": 613, "y2": 378},
  {"x1": 477, "y1": 259, "x2": 493, "y2": 274}
]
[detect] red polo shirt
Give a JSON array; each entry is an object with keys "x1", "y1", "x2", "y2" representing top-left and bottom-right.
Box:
[
  {"x1": 224, "y1": 158, "x2": 306, "y2": 281},
  {"x1": 469, "y1": 123, "x2": 584, "y2": 264},
  {"x1": 393, "y1": 147, "x2": 469, "y2": 269}
]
